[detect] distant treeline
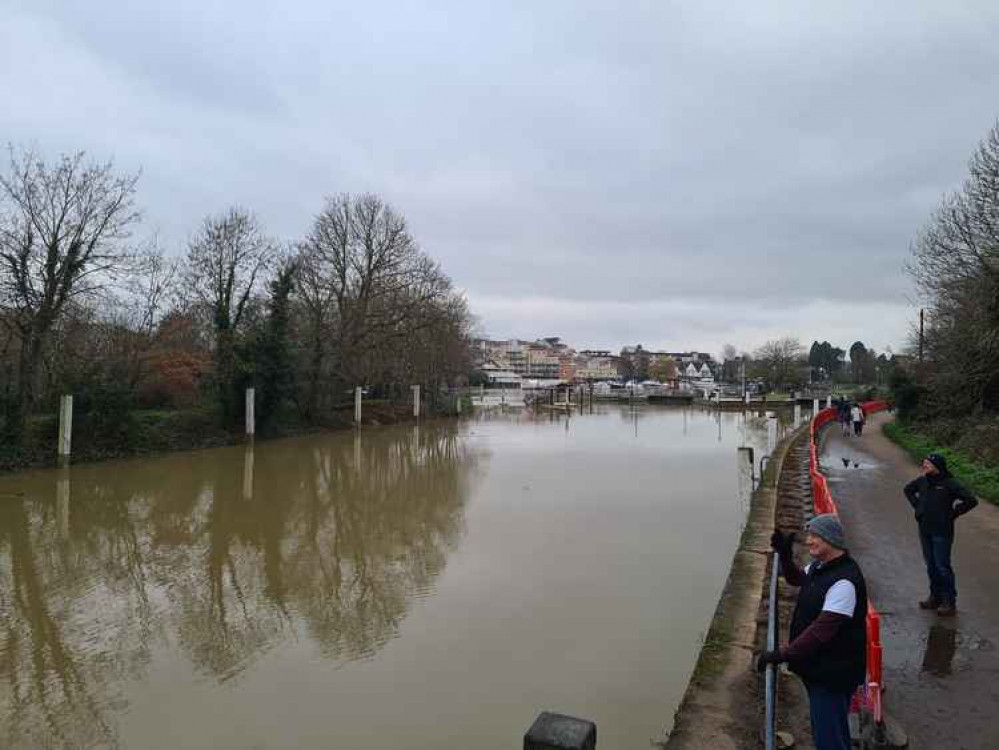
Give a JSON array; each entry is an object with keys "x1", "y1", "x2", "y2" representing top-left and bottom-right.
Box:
[{"x1": 0, "y1": 148, "x2": 473, "y2": 459}]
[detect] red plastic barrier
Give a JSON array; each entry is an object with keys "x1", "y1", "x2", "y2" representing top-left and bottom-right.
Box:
[{"x1": 808, "y1": 400, "x2": 889, "y2": 722}]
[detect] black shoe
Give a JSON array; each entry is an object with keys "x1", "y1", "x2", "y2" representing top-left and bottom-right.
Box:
[
  {"x1": 919, "y1": 597, "x2": 939, "y2": 610},
  {"x1": 937, "y1": 603, "x2": 957, "y2": 617}
]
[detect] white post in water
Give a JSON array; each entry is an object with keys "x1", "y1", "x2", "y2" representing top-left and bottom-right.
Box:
[
  {"x1": 737, "y1": 446, "x2": 755, "y2": 515},
  {"x1": 56, "y1": 467, "x2": 71, "y2": 537},
  {"x1": 354, "y1": 387, "x2": 362, "y2": 426},
  {"x1": 813, "y1": 398, "x2": 819, "y2": 418},
  {"x1": 745, "y1": 390, "x2": 751, "y2": 405},
  {"x1": 794, "y1": 403, "x2": 802, "y2": 427},
  {"x1": 58, "y1": 395, "x2": 73, "y2": 462},
  {"x1": 826, "y1": 395, "x2": 832, "y2": 409},
  {"x1": 412, "y1": 385, "x2": 421, "y2": 418},
  {"x1": 245, "y1": 388, "x2": 255, "y2": 437},
  {"x1": 242, "y1": 443, "x2": 254, "y2": 502}
]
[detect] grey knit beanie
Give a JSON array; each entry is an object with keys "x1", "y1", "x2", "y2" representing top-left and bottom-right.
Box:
[{"x1": 807, "y1": 513, "x2": 846, "y2": 550}]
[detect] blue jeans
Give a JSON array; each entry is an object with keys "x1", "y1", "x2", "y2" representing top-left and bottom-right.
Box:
[
  {"x1": 805, "y1": 681, "x2": 852, "y2": 750},
  {"x1": 919, "y1": 531, "x2": 956, "y2": 604}
]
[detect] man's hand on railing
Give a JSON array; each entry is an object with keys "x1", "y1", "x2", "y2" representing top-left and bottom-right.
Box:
[
  {"x1": 770, "y1": 530, "x2": 795, "y2": 558},
  {"x1": 756, "y1": 649, "x2": 786, "y2": 673}
]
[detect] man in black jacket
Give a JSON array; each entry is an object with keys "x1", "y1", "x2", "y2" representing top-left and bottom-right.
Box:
[
  {"x1": 759, "y1": 514, "x2": 867, "y2": 750},
  {"x1": 904, "y1": 453, "x2": 978, "y2": 616}
]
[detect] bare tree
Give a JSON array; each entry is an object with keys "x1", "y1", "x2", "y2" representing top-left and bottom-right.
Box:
[
  {"x1": 0, "y1": 148, "x2": 140, "y2": 439},
  {"x1": 754, "y1": 337, "x2": 804, "y2": 390},
  {"x1": 183, "y1": 207, "x2": 276, "y2": 422},
  {"x1": 910, "y1": 121, "x2": 999, "y2": 415},
  {"x1": 302, "y1": 193, "x2": 459, "y2": 390}
]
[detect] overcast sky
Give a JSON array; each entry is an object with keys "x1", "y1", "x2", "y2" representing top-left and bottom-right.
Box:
[{"x1": 4, "y1": 1, "x2": 998, "y2": 356}]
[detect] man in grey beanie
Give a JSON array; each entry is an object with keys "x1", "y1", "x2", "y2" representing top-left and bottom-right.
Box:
[{"x1": 759, "y1": 514, "x2": 868, "y2": 750}]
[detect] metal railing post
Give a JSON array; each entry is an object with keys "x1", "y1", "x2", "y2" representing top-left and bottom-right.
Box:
[{"x1": 765, "y1": 550, "x2": 780, "y2": 750}]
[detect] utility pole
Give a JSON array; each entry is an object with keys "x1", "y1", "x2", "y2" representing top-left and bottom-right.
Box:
[{"x1": 919, "y1": 308, "x2": 925, "y2": 364}]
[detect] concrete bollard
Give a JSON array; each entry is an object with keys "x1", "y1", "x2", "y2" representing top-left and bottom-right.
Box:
[
  {"x1": 794, "y1": 403, "x2": 802, "y2": 427},
  {"x1": 767, "y1": 414, "x2": 778, "y2": 454},
  {"x1": 58, "y1": 394, "x2": 73, "y2": 462},
  {"x1": 245, "y1": 387, "x2": 255, "y2": 437},
  {"x1": 354, "y1": 386, "x2": 362, "y2": 426},
  {"x1": 412, "y1": 384, "x2": 421, "y2": 418},
  {"x1": 813, "y1": 398, "x2": 820, "y2": 417},
  {"x1": 745, "y1": 391, "x2": 751, "y2": 405},
  {"x1": 826, "y1": 395, "x2": 832, "y2": 408},
  {"x1": 524, "y1": 712, "x2": 596, "y2": 750}
]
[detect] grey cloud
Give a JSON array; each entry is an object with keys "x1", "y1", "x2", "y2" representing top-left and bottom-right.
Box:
[{"x1": 4, "y1": 0, "x2": 997, "y2": 351}]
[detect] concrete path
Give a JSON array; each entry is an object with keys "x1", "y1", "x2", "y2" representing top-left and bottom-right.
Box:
[{"x1": 819, "y1": 412, "x2": 999, "y2": 750}]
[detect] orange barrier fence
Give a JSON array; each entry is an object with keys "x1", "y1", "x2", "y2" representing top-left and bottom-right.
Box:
[{"x1": 809, "y1": 400, "x2": 888, "y2": 724}]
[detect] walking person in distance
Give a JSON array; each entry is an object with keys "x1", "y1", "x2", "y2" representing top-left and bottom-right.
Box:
[
  {"x1": 904, "y1": 453, "x2": 978, "y2": 616},
  {"x1": 838, "y1": 399, "x2": 851, "y2": 436},
  {"x1": 759, "y1": 515, "x2": 868, "y2": 750},
  {"x1": 850, "y1": 402, "x2": 865, "y2": 436}
]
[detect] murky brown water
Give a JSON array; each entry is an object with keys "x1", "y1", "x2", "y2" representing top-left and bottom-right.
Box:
[{"x1": 0, "y1": 406, "x2": 768, "y2": 750}]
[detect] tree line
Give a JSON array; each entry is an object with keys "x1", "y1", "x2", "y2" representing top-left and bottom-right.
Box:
[
  {"x1": 714, "y1": 338, "x2": 891, "y2": 392},
  {"x1": 0, "y1": 147, "x2": 473, "y2": 452},
  {"x1": 895, "y1": 120, "x2": 999, "y2": 426}
]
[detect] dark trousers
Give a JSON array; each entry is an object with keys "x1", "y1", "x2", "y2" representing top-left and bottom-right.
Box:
[
  {"x1": 853, "y1": 420, "x2": 863, "y2": 436},
  {"x1": 919, "y1": 530, "x2": 956, "y2": 604},
  {"x1": 805, "y1": 681, "x2": 853, "y2": 750}
]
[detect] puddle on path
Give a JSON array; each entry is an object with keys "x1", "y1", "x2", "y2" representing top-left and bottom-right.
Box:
[{"x1": 920, "y1": 625, "x2": 994, "y2": 677}]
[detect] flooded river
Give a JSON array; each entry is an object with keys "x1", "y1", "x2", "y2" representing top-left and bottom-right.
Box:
[{"x1": 0, "y1": 406, "x2": 771, "y2": 750}]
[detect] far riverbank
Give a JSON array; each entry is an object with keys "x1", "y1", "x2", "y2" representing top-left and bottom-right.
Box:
[{"x1": 0, "y1": 401, "x2": 431, "y2": 474}]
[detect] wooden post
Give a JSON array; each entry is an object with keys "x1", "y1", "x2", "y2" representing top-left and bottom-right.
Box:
[
  {"x1": 57, "y1": 394, "x2": 73, "y2": 463},
  {"x1": 245, "y1": 387, "x2": 255, "y2": 437},
  {"x1": 412, "y1": 385, "x2": 421, "y2": 418},
  {"x1": 354, "y1": 387, "x2": 362, "y2": 426}
]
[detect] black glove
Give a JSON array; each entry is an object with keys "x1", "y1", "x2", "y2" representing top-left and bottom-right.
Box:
[
  {"x1": 770, "y1": 530, "x2": 795, "y2": 558},
  {"x1": 756, "y1": 649, "x2": 784, "y2": 673}
]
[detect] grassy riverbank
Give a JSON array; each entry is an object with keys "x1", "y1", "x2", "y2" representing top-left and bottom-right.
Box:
[{"x1": 882, "y1": 421, "x2": 999, "y2": 505}]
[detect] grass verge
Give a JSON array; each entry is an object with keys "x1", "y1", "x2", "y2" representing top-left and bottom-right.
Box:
[{"x1": 883, "y1": 421, "x2": 999, "y2": 505}]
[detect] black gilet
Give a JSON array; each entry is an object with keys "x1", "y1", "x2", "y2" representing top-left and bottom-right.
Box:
[{"x1": 788, "y1": 553, "x2": 868, "y2": 692}]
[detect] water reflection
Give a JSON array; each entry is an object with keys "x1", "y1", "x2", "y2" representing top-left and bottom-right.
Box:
[
  {"x1": 921, "y1": 625, "x2": 958, "y2": 677},
  {"x1": 0, "y1": 424, "x2": 478, "y2": 750}
]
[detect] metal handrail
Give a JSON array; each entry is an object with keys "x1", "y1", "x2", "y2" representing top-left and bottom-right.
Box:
[{"x1": 765, "y1": 550, "x2": 780, "y2": 750}]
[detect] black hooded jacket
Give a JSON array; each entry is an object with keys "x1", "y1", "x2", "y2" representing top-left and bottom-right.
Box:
[{"x1": 904, "y1": 465, "x2": 977, "y2": 536}]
